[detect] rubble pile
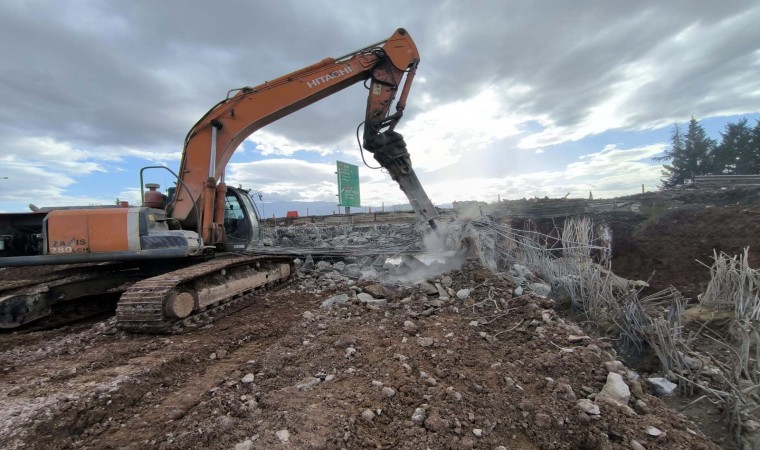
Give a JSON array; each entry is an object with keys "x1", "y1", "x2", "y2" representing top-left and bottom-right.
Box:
[{"x1": 160, "y1": 260, "x2": 720, "y2": 450}]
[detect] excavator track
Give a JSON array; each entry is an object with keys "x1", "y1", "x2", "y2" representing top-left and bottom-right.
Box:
[{"x1": 115, "y1": 255, "x2": 292, "y2": 334}]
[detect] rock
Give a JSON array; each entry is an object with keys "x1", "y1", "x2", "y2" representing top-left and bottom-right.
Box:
[
  {"x1": 435, "y1": 283, "x2": 450, "y2": 300},
  {"x1": 514, "y1": 286, "x2": 524, "y2": 296},
  {"x1": 417, "y1": 337, "x2": 435, "y2": 347},
  {"x1": 325, "y1": 374, "x2": 335, "y2": 382},
  {"x1": 363, "y1": 283, "x2": 393, "y2": 298},
  {"x1": 456, "y1": 289, "x2": 471, "y2": 300},
  {"x1": 512, "y1": 264, "x2": 535, "y2": 279},
  {"x1": 403, "y1": 320, "x2": 419, "y2": 334},
  {"x1": 401, "y1": 255, "x2": 427, "y2": 270},
  {"x1": 366, "y1": 298, "x2": 388, "y2": 307},
  {"x1": 630, "y1": 439, "x2": 646, "y2": 450},
  {"x1": 361, "y1": 409, "x2": 376, "y2": 422},
  {"x1": 597, "y1": 372, "x2": 630, "y2": 406},
  {"x1": 577, "y1": 399, "x2": 601, "y2": 416},
  {"x1": 645, "y1": 426, "x2": 662, "y2": 437},
  {"x1": 302, "y1": 254, "x2": 315, "y2": 272},
  {"x1": 381, "y1": 386, "x2": 396, "y2": 397},
  {"x1": 345, "y1": 346, "x2": 357, "y2": 358},
  {"x1": 218, "y1": 415, "x2": 234, "y2": 430},
  {"x1": 216, "y1": 349, "x2": 227, "y2": 359},
  {"x1": 234, "y1": 439, "x2": 253, "y2": 450},
  {"x1": 345, "y1": 264, "x2": 362, "y2": 278},
  {"x1": 302, "y1": 311, "x2": 315, "y2": 321},
  {"x1": 241, "y1": 373, "x2": 255, "y2": 384},
  {"x1": 420, "y1": 281, "x2": 438, "y2": 295},
  {"x1": 275, "y1": 429, "x2": 290, "y2": 443},
  {"x1": 567, "y1": 335, "x2": 590, "y2": 343},
  {"x1": 604, "y1": 360, "x2": 625, "y2": 373},
  {"x1": 472, "y1": 428, "x2": 483, "y2": 437},
  {"x1": 321, "y1": 293, "x2": 350, "y2": 308},
  {"x1": 647, "y1": 377, "x2": 677, "y2": 396},
  {"x1": 333, "y1": 261, "x2": 346, "y2": 272},
  {"x1": 534, "y1": 413, "x2": 552, "y2": 428},
  {"x1": 529, "y1": 282, "x2": 551, "y2": 297},
  {"x1": 424, "y1": 411, "x2": 449, "y2": 433},
  {"x1": 295, "y1": 377, "x2": 321, "y2": 390},
  {"x1": 441, "y1": 276, "x2": 453, "y2": 288},
  {"x1": 357, "y1": 292, "x2": 374, "y2": 302},
  {"x1": 316, "y1": 260, "x2": 332, "y2": 271},
  {"x1": 371, "y1": 255, "x2": 386, "y2": 268},
  {"x1": 411, "y1": 407, "x2": 427, "y2": 424}
]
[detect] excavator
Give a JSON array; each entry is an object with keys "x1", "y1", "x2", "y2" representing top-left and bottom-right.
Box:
[{"x1": 0, "y1": 28, "x2": 439, "y2": 332}]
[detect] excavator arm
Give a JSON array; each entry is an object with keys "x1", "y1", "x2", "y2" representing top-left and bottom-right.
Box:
[{"x1": 172, "y1": 28, "x2": 438, "y2": 244}]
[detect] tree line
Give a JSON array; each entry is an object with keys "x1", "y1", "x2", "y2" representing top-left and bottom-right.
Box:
[{"x1": 654, "y1": 117, "x2": 760, "y2": 188}]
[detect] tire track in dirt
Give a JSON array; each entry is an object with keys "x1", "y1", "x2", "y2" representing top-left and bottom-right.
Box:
[{"x1": 0, "y1": 288, "x2": 307, "y2": 449}]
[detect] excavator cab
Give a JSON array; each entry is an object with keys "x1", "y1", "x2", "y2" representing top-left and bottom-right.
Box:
[{"x1": 222, "y1": 187, "x2": 261, "y2": 252}]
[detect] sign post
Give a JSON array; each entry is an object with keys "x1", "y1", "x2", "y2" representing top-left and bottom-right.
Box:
[{"x1": 336, "y1": 161, "x2": 360, "y2": 217}]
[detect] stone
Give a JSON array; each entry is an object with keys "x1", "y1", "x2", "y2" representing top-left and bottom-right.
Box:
[
  {"x1": 321, "y1": 294, "x2": 350, "y2": 308},
  {"x1": 363, "y1": 283, "x2": 393, "y2": 298},
  {"x1": 512, "y1": 264, "x2": 535, "y2": 279},
  {"x1": 295, "y1": 377, "x2": 321, "y2": 390},
  {"x1": 420, "y1": 281, "x2": 438, "y2": 295},
  {"x1": 424, "y1": 412, "x2": 449, "y2": 433},
  {"x1": 316, "y1": 260, "x2": 332, "y2": 271},
  {"x1": 597, "y1": 372, "x2": 630, "y2": 406},
  {"x1": 218, "y1": 415, "x2": 234, "y2": 430},
  {"x1": 529, "y1": 282, "x2": 551, "y2": 297},
  {"x1": 403, "y1": 320, "x2": 419, "y2": 334},
  {"x1": 534, "y1": 413, "x2": 552, "y2": 428},
  {"x1": 234, "y1": 439, "x2": 253, "y2": 450},
  {"x1": 514, "y1": 286, "x2": 524, "y2": 296},
  {"x1": 577, "y1": 399, "x2": 601, "y2": 415},
  {"x1": 275, "y1": 430, "x2": 290, "y2": 443},
  {"x1": 630, "y1": 439, "x2": 646, "y2": 450},
  {"x1": 441, "y1": 275, "x2": 453, "y2": 288},
  {"x1": 567, "y1": 335, "x2": 590, "y2": 343},
  {"x1": 357, "y1": 292, "x2": 374, "y2": 302},
  {"x1": 381, "y1": 386, "x2": 396, "y2": 397},
  {"x1": 241, "y1": 373, "x2": 255, "y2": 384},
  {"x1": 361, "y1": 409, "x2": 376, "y2": 422},
  {"x1": 417, "y1": 337, "x2": 435, "y2": 347},
  {"x1": 456, "y1": 289, "x2": 471, "y2": 300},
  {"x1": 302, "y1": 311, "x2": 315, "y2": 321},
  {"x1": 647, "y1": 377, "x2": 677, "y2": 396},
  {"x1": 604, "y1": 360, "x2": 625, "y2": 373},
  {"x1": 645, "y1": 426, "x2": 662, "y2": 437},
  {"x1": 472, "y1": 428, "x2": 483, "y2": 437},
  {"x1": 411, "y1": 407, "x2": 427, "y2": 424},
  {"x1": 302, "y1": 254, "x2": 315, "y2": 272},
  {"x1": 435, "y1": 283, "x2": 450, "y2": 300},
  {"x1": 366, "y1": 298, "x2": 388, "y2": 307}
]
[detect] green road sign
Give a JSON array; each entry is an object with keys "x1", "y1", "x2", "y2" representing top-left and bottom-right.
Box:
[{"x1": 336, "y1": 161, "x2": 360, "y2": 207}]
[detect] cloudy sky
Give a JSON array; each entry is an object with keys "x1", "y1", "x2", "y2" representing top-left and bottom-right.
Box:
[{"x1": 1, "y1": 0, "x2": 759, "y2": 212}]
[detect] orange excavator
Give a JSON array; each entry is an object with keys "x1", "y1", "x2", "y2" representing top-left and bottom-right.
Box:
[{"x1": 0, "y1": 28, "x2": 438, "y2": 332}]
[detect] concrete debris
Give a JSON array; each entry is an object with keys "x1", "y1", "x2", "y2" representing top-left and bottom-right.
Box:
[
  {"x1": 321, "y1": 294, "x2": 350, "y2": 308},
  {"x1": 647, "y1": 377, "x2": 677, "y2": 396},
  {"x1": 597, "y1": 372, "x2": 631, "y2": 406}
]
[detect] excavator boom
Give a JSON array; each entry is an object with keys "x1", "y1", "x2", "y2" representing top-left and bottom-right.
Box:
[{"x1": 172, "y1": 28, "x2": 437, "y2": 242}]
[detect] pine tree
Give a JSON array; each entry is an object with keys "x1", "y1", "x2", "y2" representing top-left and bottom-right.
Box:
[
  {"x1": 654, "y1": 123, "x2": 687, "y2": 188},
  {"x1": 683, "y1": 117, "x2": 716, "y2": 178},
  {"x1": 715, "y1": 118, "x2": 751, "y2": 174},
  {"x1": 749, "y1": 120, "x2": 760, "y2": 174}
]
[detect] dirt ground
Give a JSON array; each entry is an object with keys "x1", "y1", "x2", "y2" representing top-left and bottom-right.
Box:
[
  {"x1": 611, "y1": 204, "x2": 760, "y2": 300},
  {"x1": 3, "y1": 188, "x2": 758, "y2": 449},
  {"x1": 1, "y1": 260, "x2": 723, "y2": 450}
]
